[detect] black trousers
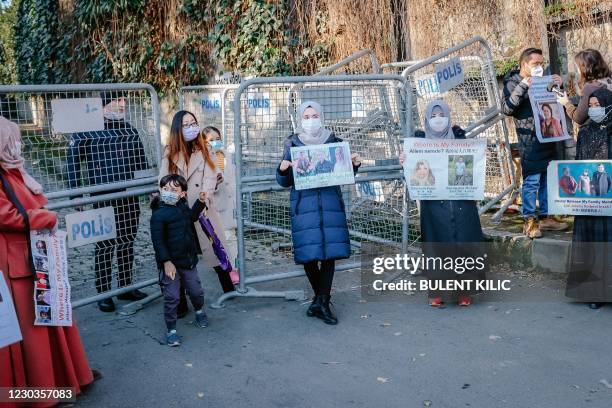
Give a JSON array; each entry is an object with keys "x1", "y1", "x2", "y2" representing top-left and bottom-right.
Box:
[
  {"x1": 303, "y1": 260, "x2": 335, "y2": 296},
  {"x1": 94, "y1": 196, "x2": 140, "y2": 293}
]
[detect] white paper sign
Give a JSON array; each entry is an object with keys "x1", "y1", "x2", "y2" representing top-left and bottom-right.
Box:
[
  {"x1": 65, "y1": 206, "x2": 117, "y2": 248},
  {"x1": 51, "y1": 98, "x2": 105, "y2": 133},
  {"x1": 290, "y1": 142, "x2": 355, "y2": 191},
  {"x1": 435, "y1": 57, "x2": 464, "y2": 93},
  {"x1": 31, "y1": 230, "x2": 72, "y2": 327},
  {"x1": 528, "y1": 76, "x2": 571, "y2": 143},
  {"x1": 0, "y1": 272, "x2": 22, "y2": 348},
  {"x1": 403, "y1": 138, "x2": 487, "y2": 200},
  {"x1": 547, "y1": 160, "x2": 612, "y2": 216}
]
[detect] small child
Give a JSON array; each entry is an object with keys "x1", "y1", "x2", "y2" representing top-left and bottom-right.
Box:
[{"x1": 150, "y1": 174, "x2": 209, "y2": 347}]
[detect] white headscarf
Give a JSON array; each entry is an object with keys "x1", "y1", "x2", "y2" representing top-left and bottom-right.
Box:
[
  {"x1": 0, "y1": 117, "x2": 43, "y2": 194},
  {"x1": 295, "y1": 101, "x2": 332, "y2": 145},
  {"x1": 424, "y1": 100, "x2": 455, "y2": 139}
]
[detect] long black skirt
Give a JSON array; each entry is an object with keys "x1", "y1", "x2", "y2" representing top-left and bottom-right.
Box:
[{"x1": 565, "y1": 216, "x2": 612, "y2": 302}]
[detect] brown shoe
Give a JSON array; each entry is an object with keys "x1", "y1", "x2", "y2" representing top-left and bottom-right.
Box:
[
  {"x1": 539, "y1": 216, "x2": 568, "y2": 231},
  {"x1": 523, "y1": 217, "x2": 542, "y2": 239}
]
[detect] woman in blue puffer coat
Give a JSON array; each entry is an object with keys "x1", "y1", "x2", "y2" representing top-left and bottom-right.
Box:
[{"x1": 276, "y1": 101, "x2": 361, "y2": 325}]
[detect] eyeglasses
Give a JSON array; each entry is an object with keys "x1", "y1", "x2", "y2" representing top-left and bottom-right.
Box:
[{"x1": 182, "y1": 122, "x2": 198, "y2": 128}]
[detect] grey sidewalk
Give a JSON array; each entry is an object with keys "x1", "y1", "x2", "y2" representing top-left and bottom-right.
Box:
[{"x1": 73, "y1": 265, "x2": 612, "y2": 408}]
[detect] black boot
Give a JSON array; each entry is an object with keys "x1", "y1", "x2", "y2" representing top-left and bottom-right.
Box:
[
  {"x1": 177, "y1": 289, "x2": 189, "y2": 319},
  {"x1": 117, "y1": 289, "x2": 148, "y2": 301},
  {"x1": 215, "y1": 266, "x2": 235, "y2": 293},
  {"x1": 97, "y1": 298, "x2": 115, "y2": 312},
  {"x1": 317, "y1": 295, "x2": 338, "y2": 325},
  {"x1": 306, "y1": 295, "x2": 322, "y2": 317}
]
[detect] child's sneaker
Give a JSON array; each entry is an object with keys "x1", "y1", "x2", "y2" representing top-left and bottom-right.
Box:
[
  {"x1": 194, "y1": 310, "x2": 209, "y2": 328},
  {"x1": 166, "y1": 329, "x2": 181, "y2": 347}
]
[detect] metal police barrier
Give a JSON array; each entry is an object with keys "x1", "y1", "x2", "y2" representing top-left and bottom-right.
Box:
[
  {"x1": 179, "y1": 84, "x2": 239, "y2": 148},
  {"x1": 394, "y1": 37, "x2": 518, "y2": 222},
  {"x1": 212, "y1": 74, "x2": 413, "y2": 308},
  {"x1": 0, "y1": 83, "x2": 162, "y2": 310},
  {"x1": 315, "y1": 49, "x2": 381, "y2": 75}
]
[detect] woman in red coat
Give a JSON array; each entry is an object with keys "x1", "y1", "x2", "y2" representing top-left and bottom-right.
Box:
[{"x1": 0, "y1": 117, "x2": 95, "y2": 407}]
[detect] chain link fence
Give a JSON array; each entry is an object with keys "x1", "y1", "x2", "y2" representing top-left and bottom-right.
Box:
[{"x1": 0, "y1": 84, "x2": 161, "y2": 309}]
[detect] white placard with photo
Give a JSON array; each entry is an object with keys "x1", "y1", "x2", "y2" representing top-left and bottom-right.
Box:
[
  {"x1": 528, "y1": 76, "x2": 571, "y2": 143},
  {"x1": 290, "y1": 142, "x2": 355, "y2": 191},
  {"x1": 403, "y1": 138, "x2": 487, "y2": 200},
  {"x1": 547, "y1": 160, "x2": 612, "y2": 216}
]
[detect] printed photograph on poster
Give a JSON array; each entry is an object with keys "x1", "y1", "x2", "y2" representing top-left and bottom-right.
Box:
[
  {"x1": 0, "y1": 271, "x2": 23, "y2": 348},
  {"x1": 403, "y1": 138, "x2": 487, "y2": 200},
  {"x1": 290, "y1": 142, "x2": 355, "y2": 191},
  {"x1": 448, "y1": 155, "x2": 474, "y2": 186},
  {"x1": 36, "y1": 272, "x2": 50, "y2": 289},
  {"x1": 30, "y1": 230, "x2": 72, "y2": 327},
  {"x1": 37, "y1": 306, "x2": 52, "y2": 324},
  {"x1": 34, "y1": 239, "x2": 48, "y2": 257},
  {"x1": 547, "y1": 160, "x2": 612, "y2": 216},
  {"x1": 528, "y1": 76, "x2": 571, "y2": 143},
  {"x1": 34, "y1": 255, "x2": 49, "y2": 272}
]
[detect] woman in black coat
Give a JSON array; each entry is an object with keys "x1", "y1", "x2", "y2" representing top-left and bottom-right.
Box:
[
  {"x1": 277, "y1": 101, "x2": 361, "y2": 325},
  {"x1": 401, "y1": 100, "x2": 485, "y2": 307},
  {"x1": 565, "y1": 88, "x2": 612, "y2": 309}
]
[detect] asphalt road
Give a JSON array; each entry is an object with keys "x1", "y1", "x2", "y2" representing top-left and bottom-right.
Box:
[{"x1": 73, "y1": 266, "x2": 612, "y2": 408}]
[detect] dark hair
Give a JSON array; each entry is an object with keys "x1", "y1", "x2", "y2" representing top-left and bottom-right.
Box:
[
  {"x1": 541, "y1": 103, "x2": 553, "y2": 116},
  {"x1": 519, "y1": 48, "x2": 543, "y2": 65},
  {"x1": 575, "y1": 49, "x2": 611, "y2": 87},
  {"x1": 167, "y1": 110, "x2": 216, "y2": 174},
  {"x1": 159, "y1": 174, "x2": 188, "y2": 191},
  {"x1": 100, "y1": 90, "x2": 126, "y2": 107}
]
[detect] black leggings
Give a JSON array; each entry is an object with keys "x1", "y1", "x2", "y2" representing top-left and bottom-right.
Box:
[{"x1": 303, "y1": 260, "x2": 335, "y2": 296}]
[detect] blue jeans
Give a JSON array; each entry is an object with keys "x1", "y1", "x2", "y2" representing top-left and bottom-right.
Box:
[{"x1": 522, "y1": 171, "x2": 548, "y2": 218}]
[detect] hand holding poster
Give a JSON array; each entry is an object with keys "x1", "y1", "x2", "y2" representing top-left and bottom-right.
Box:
[
  {"x1": 30, "y1": 230, "x2": 72, "y2": 327},
  {"x1": 290, "y1": 142, "x2": 355, "y2": 190},
  {"x1": 403, "y1": 138, "x2": 487, "y2": 200},
  {"x1": 547, "y1": 160, "x2": 612, "y2": 216},
  {"x1": 528, "y1": 76, "x2": 571, "y2": 143}
]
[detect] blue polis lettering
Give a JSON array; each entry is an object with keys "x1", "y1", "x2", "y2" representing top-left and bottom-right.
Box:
[
  {"x1": 71, "y1": 214, "x2": 114, "y2": 241},
  {"x1": 247, "y1": 97, "x2": 270, "y2": 109},
  {"x1": 436, "y1": 61, "x2": 463, "y2": 84},
  {"x1": 201, "y1": 99, "x2": 221, "y2": 110}
]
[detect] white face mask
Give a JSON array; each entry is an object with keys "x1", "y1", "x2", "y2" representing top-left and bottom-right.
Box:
[
  {"x1": 429, "y1": 116, "x2": 449, "y2": 132},
  {"x1": 301, "y1": 118, "x2": 322, "y2": 135},
  {"x1": 530, "y1": 65, "x2": 544, "y2": 77},
  {"x1": 588, "y1": 107, "x2": 607, "y2": 123},
  {"x1": 104, "y1": 111, "x2": 125, "y2": 121},
  {"x1": 182, "y1": 126, "x2": 200, "y2": 142}
]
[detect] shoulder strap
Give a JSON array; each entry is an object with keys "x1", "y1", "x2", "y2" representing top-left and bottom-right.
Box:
[{"x1": 0, "y1": 171, "x2": 36, "y2": 280}]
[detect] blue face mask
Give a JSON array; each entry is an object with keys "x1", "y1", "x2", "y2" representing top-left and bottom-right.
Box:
[
  {"x1": 209, "y1": 140, "x2": 223, "y2": 151},
  {"x1": 160, "y1": 190, "x2": 180, "y2": 205},
  {"x1": 588, "y1": 106, "x2": 608, "y2": 123}
]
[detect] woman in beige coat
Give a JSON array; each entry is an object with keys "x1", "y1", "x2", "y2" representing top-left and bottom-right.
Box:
[{"x1": 159, "y1": 111, "x2": 235, "y2": 303}]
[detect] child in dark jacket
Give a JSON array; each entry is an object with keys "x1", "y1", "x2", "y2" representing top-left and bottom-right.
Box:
[{"x1": 150, "y1": 174, "x2": 208, "y2": 347}]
